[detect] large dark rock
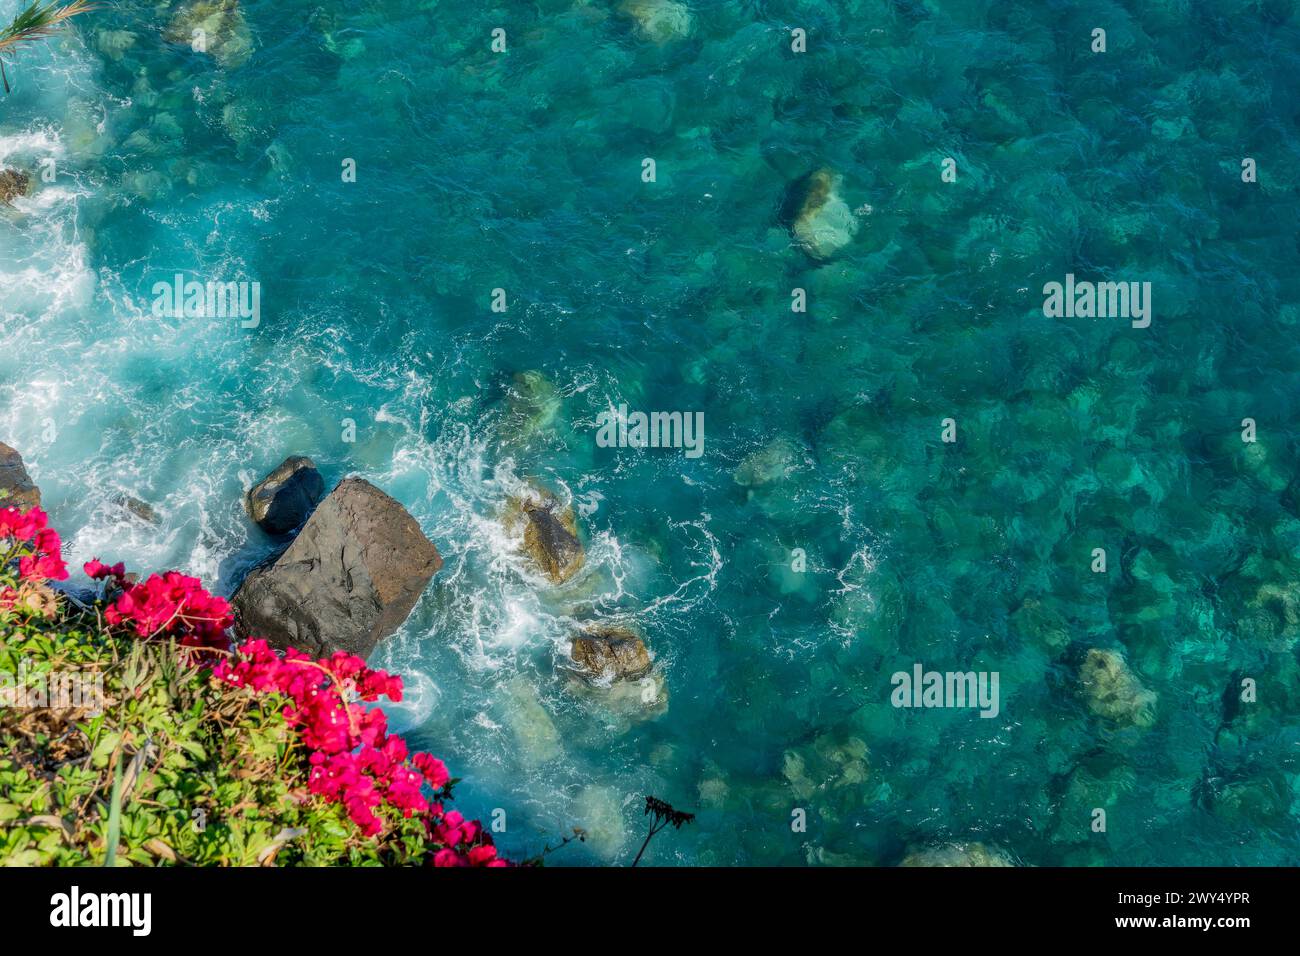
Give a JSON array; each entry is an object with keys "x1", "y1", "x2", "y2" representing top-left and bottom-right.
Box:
[
  {"x1": 232, "y1": 478, "x2": 441, "y2": 659},
  {"x1": 0, "y1": 443, "x2": 41, "y2": 511},
  {"x1": 244, "y1": 455, "x2": 324, "y2": 535}
]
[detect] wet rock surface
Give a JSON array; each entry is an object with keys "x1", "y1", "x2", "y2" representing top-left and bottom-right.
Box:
[{"x1": 232, "y1": 478, "x2": 441, "y2": 659}]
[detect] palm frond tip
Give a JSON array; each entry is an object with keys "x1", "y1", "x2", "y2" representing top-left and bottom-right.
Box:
[{"x1": 0, "y1": 1, "x2": 99, "y2": 93}]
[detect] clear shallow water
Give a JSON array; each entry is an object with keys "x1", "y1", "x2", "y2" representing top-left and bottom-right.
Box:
[{"x1": 2, "y1": 0, "x2": 1299, "y2": 865}]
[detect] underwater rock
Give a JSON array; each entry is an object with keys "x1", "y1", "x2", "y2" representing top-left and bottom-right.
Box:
[
  {"x1": 96, "y1": 29, "x2": 137, "y2": 61},
  {"x1": 0, "y1": 443, "x2": 40, "y2": 511},
  {"x1": 733, "y1": 436, "x2": 799, "y2": 487},
  {"x1": 111, "y1": 494, "x2": 160, "y2": 525},
  {"x1": 565, "y1": 662, "x2": 669, "y2": 725},
  {"x1": 1209, "y1": 774, "x2": 1290, "y2": 827},
  {"x1": 619, "y1": 0, "x2": 693, "y2": 44},
  {"x1": 164, "y1": 0, "x2": 255, "y2": 69},
  {"x1": 786, "y1": 168, "x2": 858, "y2": 260},
  {"x1": 506, "y1": 370, "x2": 560, "y2": 432},
  {"x1": 1078, "y1": 648, "x2": 1157, "y2": 728},
  {"x1": 570, "y1": 624, "x2": 652, "y2": 683},
  {"x1": 120, "y1": 169, "x2": 169, "y2": 202},
  {"x1": 697, "y1": 763, "x2": 729, "y2": 809},
  {"x1": 571, "y1": 785, "x2": 626, "y2": 861},
  {"x1": 1053, "y1": 759, "x2": 1136, "y2": 846},
  {"x1": 244, "y1": 455, "x2": 324, "y2": 535},
  {"x1": 1010, "y1": 597, "x2": 1070, "y2": 651},
  {"x1": 781, "y1": 733, "x2": 870, "y2": 802},
  {"x1": 0, "y1": 168, "x2": 33, "y2": 206},
  {"x1": 504, "y1": 483, "x2": 585, "y2": 584},
  {"x1": 899, "y1": 843, "x2": 1015, "y2": 867},
  {"x1": 232, "y1": 478, "x2": 442, "y2": 659},
  {"x1": 806, "y1": 845, "x2": 868, "y2": 867},
  {"x1": 501, "y1": 675, "x2": 563, "y2": 768},
  {"x1": 1241, "y1": 582, "x2": 1300, "y2": 651},
  {"x1": 264, "y1": 140, "x2": 294, "y2": 178}
]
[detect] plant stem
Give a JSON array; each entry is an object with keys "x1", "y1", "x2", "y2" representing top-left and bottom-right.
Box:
[{"x1": 630, "y1": 819, "x2": 663, "y2": 867}]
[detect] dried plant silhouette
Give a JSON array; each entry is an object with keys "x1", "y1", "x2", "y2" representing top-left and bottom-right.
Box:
[
  {"x1": 631, "y1": 796, "x2": 695, "y2": 867},
  {"x1": 0, "y1": 1, "x2": 98, "y2": 94}
]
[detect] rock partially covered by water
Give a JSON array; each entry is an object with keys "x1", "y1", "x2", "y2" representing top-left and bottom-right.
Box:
[
  {"x1": 0, "y1": 443, "x2": 40, "y2": 511},
  {"x1": 505, "y1": 484, "x2": 584, "y2": 584},
  {"x1": 619, "y1": 0, "x2": 693, "y2": 44},
  {"x1": 232, "y1": 478, "x2": 442, "y2": 659},
  {"x1": 571, "y1": 624, "x2": 652, "y2": 683},
  {"x1": 245, "y1": 455, "x2": 324, "y2": 535},
  {"x1": 112, "y1": 494, "x2": 160, "y2": 525},
  {"x1": 1079, "y1": 648, "x2": 1157, "y2": 727},
  {"x1": 900, "y1": 843, "x2": 1015, "y2": 867},
  {"x1": 164, "y1": 0, "x2": 255, "y2": 68},
  {"x1": 785, "y1": 168, "x2": 858, "y2": 260},
  {"x1": 0, "y1": 168, "x2": 33, "y2": 206}
]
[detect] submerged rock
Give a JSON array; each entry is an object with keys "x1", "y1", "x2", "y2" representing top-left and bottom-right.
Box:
[
  {"x1": 733, "y1": 436, "x2": 800, "y2": 488},
  {"x1": 164, "y1": 0, "x2": 254, "y2": 68},
  {"x1": 505, "y1": 484, "x2": 585, "y2": 584},
  {"x1": 500, "y1": 675, "x2": 563, "y2": 768},
  {"x1": 619, "y1": 0, "x2": 693, "y2": 44},
  {"x1": 1241, "y1": 582, "x2": 1300, "y2": 651},
  {"x1": 1010, "y1": 597, "x2": 1070, "y2": 651},
  {"x1": 1079, "y1": 648, "x2": 1157, "y2": 728},
  {"x1": 781, "y1": 733, "x2": 870, "y2": 802},
  {"x1": 571, "y1": 785, "x2": 627, "y2": 861},
  {"x1": 504, "y1": 370, "x2": 561, "y2": 438},
  {"x1": 785, "y1": 168, "x2": 858, "y2": 260},
  {"x1": 570, "y1": 624, "x2": 652, "y2": 683},
  {"x1": 0, "y1": 168, "x2": 33, "y2": 206},
  {"x1": 244, "y1": 455, "x2": 324, "y2": 535},
  {"x1": 900, "y1": 843, "x2": 1015, "y2": 867},
  {"x1": 0, "y1": 443, "x2": 40, "y2": 511},
  {"x1": 232, "y1": 478, "x2": 442, "y2": 658},
  {"x1": 96, "y1": 29, "x2": 137, "y2": 61},
  {"x1": 1209, "y1": 774, "x2": 1291, "y2": 827}
]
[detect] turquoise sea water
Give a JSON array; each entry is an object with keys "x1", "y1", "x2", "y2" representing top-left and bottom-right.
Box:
[{"x1": 2, "y1": 0, "x2": 1300, "y2": 865}]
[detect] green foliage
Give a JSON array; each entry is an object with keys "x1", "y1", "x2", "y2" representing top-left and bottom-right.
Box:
[
  {"x1": 0, "y1": 1, "x2": 99, "y2": 93},
  {"x1": 0, "y1": 584, "x2": 434, "y2": 866}
]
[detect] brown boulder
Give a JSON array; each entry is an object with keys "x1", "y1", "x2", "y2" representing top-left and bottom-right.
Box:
[
  {"x1": 0, "y1": 168, "x2": 32, "y2": 205},
  {"x1": 571, "y1": 625, "x2": 652, "y2": 683},
  {"x1": 0, "y1": 443, "x2": 40, "y2": 511},
  {"x1": 232, "y1": 478, "x2": 441, "y2": 659},
  {"x1": 505, "y1": 484, "x2": 584, "y2": 584}
]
